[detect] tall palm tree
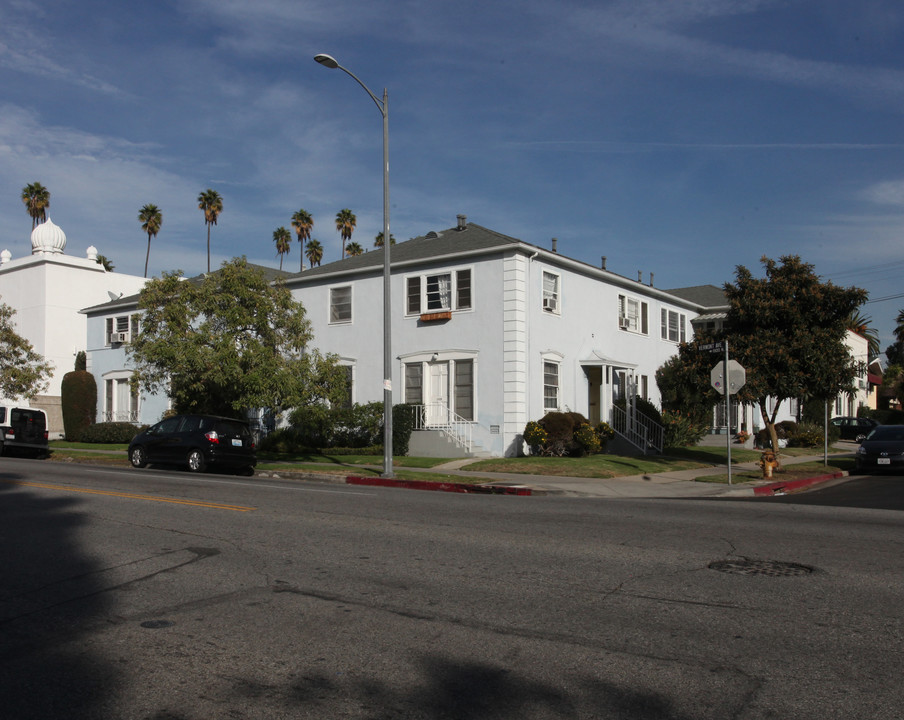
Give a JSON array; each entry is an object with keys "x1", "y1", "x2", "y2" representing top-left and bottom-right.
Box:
[
  {"x1": 273, "y1": 226, "x2": 292, "y2": 270},
  {"x1": 848, "y1": 309, "x2": 880, "y2": 359},
  {"x1": 374, "y1": 231, "x2": 396, "y2": 248},
  {"x1": 335, "y1": 208, "x2": 356, "y2": 260},
  {"x1": 305, "y1": 239, "x2": 324, "y2": 268},
  {"x1": 291, "y1": 209, "x2": 314, "y2": 272},
  {"x1": 95, "y1": 254, "x2": 114, "y2": 272},
  {"x1": 21, "y1": 182, "x2": 50, "y2": 229},
  {"x1": 138, "y1": 204, "x2": 162, "y2": 278},
  {"x1": 345, "y1": 241, "x2": 364, "y2": 257},
  {"x1": 198, "y1": 189, "x2": 223, "y2": 273}
]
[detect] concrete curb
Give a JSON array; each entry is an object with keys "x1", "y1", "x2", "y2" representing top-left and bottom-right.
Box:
[
  {"x1": 751, "y1": 471, "x2": 848, "y2": 497},
  {"x1": 346, "y1": 475, "x2": 535, "y2": 495}
]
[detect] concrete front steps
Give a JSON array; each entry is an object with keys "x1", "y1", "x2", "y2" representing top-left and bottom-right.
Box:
[{"x1": 407, "y1": 429, "x2": 493, "y2": 459}]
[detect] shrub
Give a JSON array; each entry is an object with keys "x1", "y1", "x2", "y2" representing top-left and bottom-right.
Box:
[
  {"x1": 595, "y1": 422, "x2": 615, "y2": 446},
  {"x1": 787, "y1": 422, "x2": 826, "y2": 448},
  {"x1": 663, "y1": 409, "x2": 708, "y2": 447},
  {"x1": 80, "y1": 422, "x2": 148, "y2": 444},
  {"x1": 60, "y1": 370, "x2": 97, "y2": 442},
  {"x1": 573, "y1": 422, "x2": 601, "y2": 455},
  {"x1": 523, "y1": 421, "x2": 548, "y2": 453},
  {"x1": 392, "y1": 403, "x2": 416, "y2": 457}
]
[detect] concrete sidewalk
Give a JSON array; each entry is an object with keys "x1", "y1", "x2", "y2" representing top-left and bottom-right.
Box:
[{"x1": 377, "y1": 448, "x2": 855, "y2": 499}]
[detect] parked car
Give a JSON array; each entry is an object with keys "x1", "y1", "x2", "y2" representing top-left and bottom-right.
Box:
[
  {"x1": 830, "y1": 416, "x2": 879, "y2": 442},
  {"x1": 855, "y1": 425, "x2": 904, "y2": 472},
  {"x1": 128, "y1": 414, "x2": 256, "y2": 474},
  {"x1": 0, "y1": 406, "x2": 49, "y2": 458}
]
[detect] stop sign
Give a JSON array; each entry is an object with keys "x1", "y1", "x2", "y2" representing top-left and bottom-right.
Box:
[{"x1": 711, "y1": 360, "x2": 746, "y2": 395}]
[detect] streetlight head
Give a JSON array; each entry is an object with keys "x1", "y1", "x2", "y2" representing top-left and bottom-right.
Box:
[{"x1": 314, "y1": 54, "x2": 339, "y2": 69}]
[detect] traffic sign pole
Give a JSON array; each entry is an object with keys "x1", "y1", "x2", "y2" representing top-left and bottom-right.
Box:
[{"x1": 724, "y1": 341, "x2": 731, "y2": 484}]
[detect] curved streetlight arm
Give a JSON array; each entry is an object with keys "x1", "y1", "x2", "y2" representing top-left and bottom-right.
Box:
[{"x1": 314, "y1": 54, "x2": 386, "y2": 117}]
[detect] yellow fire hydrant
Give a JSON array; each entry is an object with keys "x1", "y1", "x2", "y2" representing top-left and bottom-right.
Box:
[{"x1": 759, "y1": 450, "x2": 780, "y2": 479}]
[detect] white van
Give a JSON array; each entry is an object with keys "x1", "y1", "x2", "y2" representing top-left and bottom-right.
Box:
[{"x1": 0, "y1": 406, "x2": 49, "y2": 457}]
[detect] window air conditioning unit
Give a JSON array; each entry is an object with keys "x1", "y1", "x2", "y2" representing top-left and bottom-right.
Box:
[
  {"x1": 111, "y1": 332, "x2": 130, "y2": 344},
  {"x1": 543, "y1": 298, "x2": 557, "y2": 312},
  {"x1": 618, "y1": 317, "x2": 630, "y2": 330}
]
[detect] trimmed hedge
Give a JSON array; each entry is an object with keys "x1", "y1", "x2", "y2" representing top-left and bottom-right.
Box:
[
  {"x1": 60, "y1": 370, "x2": 97, "y2": 442},
  {"x1": 79, "y1": 422, "x2": 148, "y2": 444}
]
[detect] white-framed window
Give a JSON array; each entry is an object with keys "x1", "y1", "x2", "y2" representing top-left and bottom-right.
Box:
[
  {"x1": 542, "y1": 271, "x2": 560, "y2": 314},
  {"x1": 660, "y1": 308, "x2": 687, "y2": 343},
  {"x1": 406, "y1": 268, "x2": 472, "y2": 315},
  {"x1": 339, "y1": 364, "x2": 354, "y2": 409},
  {"x1": 105, "y1": 314, "x2": 139, "y2": 345},
  {"x1": 543, "y1": 361, "x2": 560, "y2": 410},
  {"x1": 454, "y1": 359, "x2": 474, "y2": 421},
  {"x1": 330, "y1": 286, "x2": 352, "y2": 324},
  {"x1": 640, "y1": 375, "x2": 649, "y2": 401},
  {"x1": 103, "y1": 372, "x2": 139, "y2": 422},
  {"x1": 404, "y1": 362, "x2": 424, "y2": 404},
  {"x1": 618, "y1": 295, "x2": 648, "y2": 334}
]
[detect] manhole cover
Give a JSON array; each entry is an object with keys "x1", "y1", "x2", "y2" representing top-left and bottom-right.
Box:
[
  {"x1": 140, "y1": 620, "x2": 175, "y2": 629},
  {"x1": 708, "y1": 559, "x2": 814, "y2": 577}
]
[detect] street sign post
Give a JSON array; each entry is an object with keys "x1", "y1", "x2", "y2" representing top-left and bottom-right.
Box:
[{"x1": 709, "y1": 345, "x2": 746, "y2": 485}]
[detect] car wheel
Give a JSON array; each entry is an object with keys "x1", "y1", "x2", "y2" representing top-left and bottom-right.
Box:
[
  {"x1": 187, "y1": 449, "x2": 207, "y2": 473},
  {"x1": 130, "y1": 445, "x2": 148, "y2": 468}
]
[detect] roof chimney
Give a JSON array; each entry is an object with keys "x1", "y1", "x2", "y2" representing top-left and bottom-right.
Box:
[
  {"x1": 456, "y1": 214, "x2": 467, "y2": 230},
  {"x1": 649, "y1": 272, "x2": 654, "y2": 287},
  {"x1": 551, "y1": 237, "x2": 558, "y2": 253},
  {"x1": 637, "y1": 271, "x2": 642, "y2": 282},
  {"x1": 601, "y1": 256, "x2": 607, "y2": 270}
]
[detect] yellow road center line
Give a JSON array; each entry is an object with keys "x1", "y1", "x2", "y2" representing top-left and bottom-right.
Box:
[{"x1": 2, "y1": 479, "x2": 255, "y2": 512}]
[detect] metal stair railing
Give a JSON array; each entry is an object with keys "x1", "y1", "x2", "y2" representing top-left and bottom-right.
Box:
[
  {"x1": 412, "y1": 404, "x2": 473, "y2": 453},
  {"x1": 611, "y1": 404, "x2": 664, "y2": 454}
]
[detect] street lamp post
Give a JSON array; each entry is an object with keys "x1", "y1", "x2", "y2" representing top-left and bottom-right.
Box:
[{"x1": 315, "y1": 53, "x2": 393, "y2": 478}]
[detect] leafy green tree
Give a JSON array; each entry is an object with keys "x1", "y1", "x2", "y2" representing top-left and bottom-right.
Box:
[
  {"x1": 291, "y1": 209, "x2": 313, "y2": 271},
  {"x1": 724, "y1": 255, "x2": 867, "y2": 453},
  {"x1": 21, "y1": 182, "x2": 50, "y2": 229},
  {"x1": 0, "y1": 301, "x2": 53, "y2": 399},
  {"x1": 655, "y1": 340, "x2": 721, "y2": 427},
  {"x1": 138, "y1": 203, "x2": 162, "y2": 278},
  {"x1": 335, "y1": 208, "x2": 356, "y2": 260},
  {"x1": 198, "y1": 189, "x2": 223, "y2": 273},
  {"x1": 345, "y1": 241, "x2": 364, "y2": 257},
  {"x1": 273, "y1": 226, "x2": 292, "y2": 270},
  {"x1": 374, "y1": 231, "x2": 395, "y2": 248},
  {"x1": 128, "y1": 257, "x2": 346, "y2": 416},
  {"x1": 305, "y1": 239, "x2": 324, "y2": 268}
]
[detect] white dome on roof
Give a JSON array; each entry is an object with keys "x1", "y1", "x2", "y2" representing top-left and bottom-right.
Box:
[{"x1": 31, "y1": 218, "x2": 66, "y2": 255}]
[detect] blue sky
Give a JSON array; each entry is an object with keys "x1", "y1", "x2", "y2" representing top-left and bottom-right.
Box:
[{"x1": 2, "y1": 0, "x2": 904, "y2": 351}]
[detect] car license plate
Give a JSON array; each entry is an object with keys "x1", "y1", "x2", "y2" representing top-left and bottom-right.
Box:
[
  {"x1": 232, "y1": 439, "x2": 242, "y2": 447},
  {"x1": 878, "y1": 458, "x2": 890, "y2": 465}
]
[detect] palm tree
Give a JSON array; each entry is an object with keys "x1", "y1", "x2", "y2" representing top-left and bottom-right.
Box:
[
  {"x1": 95, "y1": 254, "x2": 114, "y2": 272},
  {"x1": 138, "y1": 204, "x2": 162, "y2": 278},
  {"x1": 345, "y1": 241, "x2": 364, "y2": 257},
  {"x1": 848, "y1": 309, "x2": 880, "y2": 359},
  {"x1": 374, "y1": 231, "x2": 396, "y2": 248},
  {"x1": 21, "y1": 182, "x2": 50, "y2": 229},
  {"x1": 198, "y1": 189, "x2": 223, "y2": 273},
  {"x1": 273, "y1": 226, "x2": 292, "y2": 270},
  {"x1": 305, "y1": 239, "x2": 324, "y2": 268},
  {"x1": 291, "y1": 209, "x2": 314, "y2": 272},
  {"x1": 335, "y1": 208, "x2": 356, "y2": 260}
]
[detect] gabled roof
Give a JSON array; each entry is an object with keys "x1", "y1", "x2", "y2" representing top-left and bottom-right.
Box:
[
  {"x1": 664, "y1": 284, "x2": 727, "y2": 310},
  {"x1": 284, "y1": 222, "x2": 523, "y2": 282},
  {"x1": 81, "y1": 262, "x2": 291, "y2": 315}
]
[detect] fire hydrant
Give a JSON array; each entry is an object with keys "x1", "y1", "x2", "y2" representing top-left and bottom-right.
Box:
[{"x1": 759, "y1": 450, "x2": 779, "y2": 479}]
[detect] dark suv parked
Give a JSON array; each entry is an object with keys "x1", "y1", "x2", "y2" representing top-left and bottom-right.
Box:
[
  {"x1": 128, "y1": 414, "x2": 256, "y2": 474},
  {"x1": 0, "y1": 406, "x2": 49, "y2": 457}
]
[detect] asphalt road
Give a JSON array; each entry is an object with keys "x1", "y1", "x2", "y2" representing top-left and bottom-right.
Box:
[
  {"x1": 1, "y1": 457, "x2": 902, "y2": 719},
  {"x1": 764, "y1": 472, "x2": 904, "y2": 510}
]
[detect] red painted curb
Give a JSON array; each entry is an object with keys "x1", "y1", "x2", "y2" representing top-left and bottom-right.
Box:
[
  {"x1": 752, "y1": 472, "x2": 845, "y2": 497},
  {"x1": 346, "y1": 475, "x2": 533, "y2": 496}
]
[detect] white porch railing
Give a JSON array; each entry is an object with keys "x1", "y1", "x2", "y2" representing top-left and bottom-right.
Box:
[
  {"x1": 611, "y1": 404, "x2": 663, "y2": 454},
  {"x1": 411, "y1": 404, "x2": 472, "y2": 453},
  {"x1": 103, "y1": 410, "x2": 139, "y2": 423}
]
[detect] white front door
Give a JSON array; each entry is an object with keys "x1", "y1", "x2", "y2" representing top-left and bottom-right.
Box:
[{"x1": 426, "y1": 361, "x2": 450, "y2": 425}]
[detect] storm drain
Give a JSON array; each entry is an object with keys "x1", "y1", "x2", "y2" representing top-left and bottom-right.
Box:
[{"x1": 708, "y1": 559, "x2": 814, "y2": 577}]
